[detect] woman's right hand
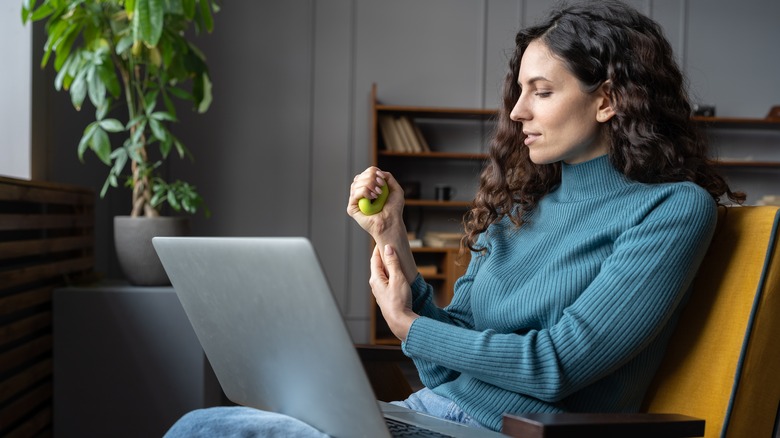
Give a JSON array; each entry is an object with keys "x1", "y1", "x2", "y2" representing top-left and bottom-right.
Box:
[
  {"x1": 348, "y1": 167, "x2": 419, "y2": 284},
  {"x1": 347, "y1": 167, "x2": 405, "y2": 239}
]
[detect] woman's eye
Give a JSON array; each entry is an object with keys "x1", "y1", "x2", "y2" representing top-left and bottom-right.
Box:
[{"x1": 535, "y1": 91, "x2": 552, "y2": 98}]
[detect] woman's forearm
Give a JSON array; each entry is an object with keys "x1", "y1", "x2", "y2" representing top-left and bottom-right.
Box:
[{"x1": 372, "y1": 222, "x2": 418, "y2": 284}]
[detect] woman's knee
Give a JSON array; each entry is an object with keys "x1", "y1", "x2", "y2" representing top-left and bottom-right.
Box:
[{"x1": 164, "y1": 406, "x2": 328, "y2": 438}]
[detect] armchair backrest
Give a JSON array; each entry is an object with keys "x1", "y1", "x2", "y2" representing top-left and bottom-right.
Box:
[{"x1": 641, "y1": 206, "x2": 780, "y2": 438}]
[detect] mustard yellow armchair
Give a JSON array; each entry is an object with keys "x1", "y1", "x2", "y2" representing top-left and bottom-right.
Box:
[
  {"x1": 502, "y1": 205, "x2": 780, "y2": 437},
  {"x1": 359, "y1": 205, "x2": 780, "y2": 438}
]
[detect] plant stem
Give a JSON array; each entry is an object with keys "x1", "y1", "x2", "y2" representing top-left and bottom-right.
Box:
[{"x1": 122, "y1": 54, "x2": 157, "y2": 218}]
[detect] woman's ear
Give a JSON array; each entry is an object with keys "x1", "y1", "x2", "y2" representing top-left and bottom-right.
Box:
[{"x1": 596, "y1": 80, "x2": 616, "y2": 123}]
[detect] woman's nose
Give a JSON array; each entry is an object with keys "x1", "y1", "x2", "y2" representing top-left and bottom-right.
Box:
[{"x1": 510, "y1": 96, "x2": 529, "y2": 122}]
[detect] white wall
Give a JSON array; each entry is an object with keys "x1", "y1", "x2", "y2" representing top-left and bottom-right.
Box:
[{"x1": 0, "y1": 3, "x2": 32, "y2": 179}]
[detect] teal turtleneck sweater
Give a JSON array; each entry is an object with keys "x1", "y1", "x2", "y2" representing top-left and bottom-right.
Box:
[{"x1": 401, "y1": 155, "x2": 717, "y2": 431}]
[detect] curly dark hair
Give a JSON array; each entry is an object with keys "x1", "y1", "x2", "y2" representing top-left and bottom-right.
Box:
[{"x1": 463, "y1": 0, "x2": 744, "y2": 252}]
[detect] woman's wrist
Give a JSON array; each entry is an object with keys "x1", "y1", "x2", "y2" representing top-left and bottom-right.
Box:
[
  {"x1": 373, "y1": 224, "x2": 418, "y2": 283},
  {"x1": 387, "y1": 311, "x2": 418, "y2": 342}
]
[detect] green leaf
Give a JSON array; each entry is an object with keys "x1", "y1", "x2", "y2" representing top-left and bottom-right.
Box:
[
  {"x1": 125, "y1": 0, "x2": 137, "y2": 19},
  {"x1": 69, "y1": 70, "x2": 88, "y2": 110},
  {"x1": 167, "y1": 189, "x2": 180, "y2": 210},
  {"x1": 100, "y1": 177, "x2": 112, "y2": 198},
  {"x1": 182, "y1": 0, "x2": 196, "y2": 19},
  {"x1": 167, "y1": 86, "x2": 193, "y2": 101},
  {"x1": 144, "y1": 90, "x2": 159, "y2": 114},
  {"x1": 95, "y1": 101, "x2": 110, "y2": 120},
  {"x1": 130, "y1": 120, "x2": 147, "y2": 145},
  {"x1": 126, "y1": 114, "x2": 146, "y2": 130},
  {"x1": 115, "y1": 35, "x2": 134, "y2": 56},
  {"x1": 78, "y1": 122, "x2": 99, "y2": 161},
  {"x1": 198, "y1": 0, "x2": 213, "y2": 33},
  {"x1": 28, "y1": 1, "x2": 58, "y2": 23},
  {"x1": 150, "y1": 191, "x2": 163, "y2": 207},
  {"x1": 110, "y1": 147, "x2": 129, "y2": 178},
  {"x1": 86, "y1": 63, "x2": 107, "y2": 110},
  {"x1": 173, "y1": 137, "x2": 186, "y2": 158},
  {"x1": 98, "y1": 61, "x2": 121, "y2": 98},
  {"x1": 126, "y1": 138, "x2": 145, "y2": 163},
  {"x1": 99, "y1": 119, "x2": 125, "y2": 133},
  {"x1": 21, "y1": 1, "x2": 32, "y2": 23},
  {"x1": 162, "y1": 88, "x2": 177, "y2": 117},
  {"x1": 159, "y1": 136, "x2": 172, "y2": 158},
  {"x1": 53, "y1": 23, "x2": 82, "y2": 72},
  {"x1": 135, "y1": 0, "x2": 165, "y2": 46},
  {"x1": 149, "y1": 118, "x2": 166, "y2": 141},
  {"x1": 163, "y1": 0, "x2": 184, "y2": 15},
  {"x1": 197, "y1": 73, "x2": 212, "y2": 113},
  {"x1": 90, "y1": 127, "x2": 112, "y2": 165},
  {"x1": 54, "y1": 53, "x2": 76, "y2": 91},
  {"x1": 41, "y1": 18, "x2": 68, "y2": 68},
  {"x1": 150, "y1": 111, "x2": 177, "y2": 122}
]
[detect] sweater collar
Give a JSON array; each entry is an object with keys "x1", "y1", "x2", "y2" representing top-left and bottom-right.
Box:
[{"x1": 557, "y1": 155, "x2": 632, "y2": 200}]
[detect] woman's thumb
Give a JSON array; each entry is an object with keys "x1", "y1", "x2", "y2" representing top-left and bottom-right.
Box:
[{"x1": 383, "y1": 244, "x2": 399, "y2": 269}]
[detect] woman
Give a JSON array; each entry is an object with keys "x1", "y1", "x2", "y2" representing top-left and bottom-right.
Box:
[
  {"x1": 348, "y1": 0, "x2": 743, "y2": 432},
  {"x1": 166, "y1": 1, "x2": 743, "y2": 435}
]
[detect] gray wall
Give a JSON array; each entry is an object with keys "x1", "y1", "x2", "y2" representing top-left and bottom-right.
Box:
[{"x1": 35, "y1": 0, "x2": 780, "y2": 342}]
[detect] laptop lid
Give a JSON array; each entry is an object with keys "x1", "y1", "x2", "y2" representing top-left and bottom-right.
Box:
[{"x1": 152, "y1": 236, "x2": 390, "y2": 438}]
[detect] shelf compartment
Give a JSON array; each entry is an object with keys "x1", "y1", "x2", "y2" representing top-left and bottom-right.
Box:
[
  {"x1": 405, "y1": 199, "x2": 472, "y2": 208},
  {"x1": 379, "y1": 151, "x2": 488, "y2": 160},
  {"x1": 715, "y1": 160, "x2": 780, "y2": 168},
  {"x1": 376, "y1": 104, "x2": 497, "y2": 120},
  {"x1": 693, "y1": 116, "x2": 780, "y2": 130}
]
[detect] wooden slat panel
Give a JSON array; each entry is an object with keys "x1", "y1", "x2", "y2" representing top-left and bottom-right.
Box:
[
  {"x1": 0, "y1": 236, "x2": 94, "y2": 261},
  {"x1": 0, "y1": 176, "x2": 94, "y2": 437},
  {"x1": 0, "y1": 312, "x2": 51, "y2": 348},
  {"x1": 0, "y1": 382, "x2": 51, "y2": 430},
  {"x1": 0, "y1": 176, "x2": 93, "y2": 205},
  {"x1": 0, "y1": 359, "x2": 52, "y2": 404},
  {"x1": 0, "y1": 257, "x2": 94, "y2": 291},
  {"x1": 0, "y1": 335, "x2": 52, "y2": 375},
  {"x1": 4, "y1": 400, "x2": 52, "y2": 438},
  {"x1": 0, "y1": 286, "x2": 52, "y2": 316},
  {"x1": 0, "y1": 213, "x2": 94, "y2": 231},
  {"x1": 0, "y1": 183, "x2": 93, "y2": 206}
]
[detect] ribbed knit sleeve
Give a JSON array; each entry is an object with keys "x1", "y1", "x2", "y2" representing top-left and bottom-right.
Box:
[
  {"x1": 398, "y1": 156, "x2": 719, "y2": 431},
  {"x1": 406, "y1": 237, "x2": 491, "y2": 387}
]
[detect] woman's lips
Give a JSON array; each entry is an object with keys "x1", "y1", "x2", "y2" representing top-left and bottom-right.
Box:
[{"x1": 524, "y1": 132, "x2": 540, "y2": 146}]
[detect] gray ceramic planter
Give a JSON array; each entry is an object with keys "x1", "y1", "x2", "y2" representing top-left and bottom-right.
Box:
[{"x1": 114, "y1": 216, "x2": 190, "y2": 286}]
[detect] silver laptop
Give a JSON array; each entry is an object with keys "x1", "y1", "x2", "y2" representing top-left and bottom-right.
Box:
[{"x1": 152, "y1": 236, "x2": 504, "y2": 438}]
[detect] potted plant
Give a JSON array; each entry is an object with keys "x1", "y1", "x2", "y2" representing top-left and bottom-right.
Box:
[{"x1": 23, "y1": 0, "x2": 219, "y2": 285}]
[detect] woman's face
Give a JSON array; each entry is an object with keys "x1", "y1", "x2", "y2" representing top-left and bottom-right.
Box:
[{"x1": 510, "y1": 40, "x2": 614, "y2": 165}]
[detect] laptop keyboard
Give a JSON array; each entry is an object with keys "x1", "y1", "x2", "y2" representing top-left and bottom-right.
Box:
[{"x1": 385, "y1": 417, "x2": 454, "y2": 437}]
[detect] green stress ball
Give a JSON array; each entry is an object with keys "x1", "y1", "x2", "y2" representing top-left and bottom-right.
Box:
[{"x1": 358, "y1": 185, "x2": 389, "y2": 215}]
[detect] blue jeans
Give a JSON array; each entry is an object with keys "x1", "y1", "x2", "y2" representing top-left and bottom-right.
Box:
[
  {"x1": 391, "y1": 387, "x2": 486, "y2": 429},
  {"x1": 164, "y1": 406, "x2": 329, "y2": 438},
  {"x1": 164, "y1": 388, "x2": 483, "y2": 437}
]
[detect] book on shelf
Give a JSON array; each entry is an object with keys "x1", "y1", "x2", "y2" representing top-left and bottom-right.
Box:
[
  {"x1": 417, "y1": 265, "x2": 438, "y2": 276},
  {"x1": 396, "y1": 116, "x2": 420, "y2": 152},
  {"x1": 378, "y1": 114, "x2": 405, "y2": 152},
  {"x1": 407, "y1": 116, "x2": 431, "y2": 152},
  {"x1": 423, "y1": 231, "x2": 464, "y2": 248},
  {"x1": 408, "y1": 231, "x2": 423, "y2": 248},
  {"x1": 378, "y1": 114, "x2": 430, "y2": 153}
]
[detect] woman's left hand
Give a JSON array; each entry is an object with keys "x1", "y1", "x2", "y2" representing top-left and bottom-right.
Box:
[{"x1": 369, "y1": 244, "x2": 418, "y2": 342}]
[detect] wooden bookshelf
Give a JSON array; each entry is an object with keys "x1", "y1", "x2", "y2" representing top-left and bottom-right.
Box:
[{"x1": 368, "y1": 84, "x2": 487, "y2": 344}]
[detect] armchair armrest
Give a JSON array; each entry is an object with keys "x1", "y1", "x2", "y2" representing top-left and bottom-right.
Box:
[{"x1": 501, "y1": 412, "x2": 704, "y2": 438}]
